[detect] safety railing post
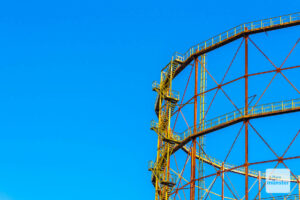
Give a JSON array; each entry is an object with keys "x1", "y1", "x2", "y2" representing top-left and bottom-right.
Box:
[{"x1": 270, "y1": 18, "x2": 272, "y2": 26}]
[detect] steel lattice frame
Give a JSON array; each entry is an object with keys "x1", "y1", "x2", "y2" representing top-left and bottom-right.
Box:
[{"x1": 149, "y1": 13, "x2": 300, "y2": 200}]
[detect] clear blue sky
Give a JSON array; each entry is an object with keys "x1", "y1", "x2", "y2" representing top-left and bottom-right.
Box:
[{"x1": 0, "y1": 0, "x2": 299, "y2": 200}]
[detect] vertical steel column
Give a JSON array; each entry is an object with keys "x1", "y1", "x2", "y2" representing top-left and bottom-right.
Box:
[
  {"x1": 258, "y1": 171, "x2": 261, "y2": 200},
  {"x1": 222, "y1": 162, "x2": 224, "y2": 200},
  {"x1": 298, "y1": 176, "x2": 300, "y2": 200},
  {"x1": 155, "y1": 73, "x2": 164, "y2": 200},
  {"x1": 155, "y1": 137, "x2": 160, "y2": 200},
  {"x1": 191, "y1": 56, "x2": 198, "y2": 200},
  {"x1": 198, "y1": 54, "x2": 206, "y2": 200},
  {"x1": 245, "y1": 32, "x2": 249, "y2": 200},
  {"x1": 165, "y1": 63, "x2": 174, "y2": 200}
]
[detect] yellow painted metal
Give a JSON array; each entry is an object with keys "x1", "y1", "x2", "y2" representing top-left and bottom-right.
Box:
[
  {"x1": 155, "y1": 72, "x2": 163, "y2": 200},
  {"x1": 170, "y1": 12, "x2": 300, "y2": 78},
  {"x1": 150, "y1": 59, "x2": 180, "y2": 200},
  {"x1": 150, "y1": 98, "x2": 300, "y2": 192},
  {"x1": 151, "y1": 77, "x2": 300, "y2": 200},
  {"x1": 174, "y1": 13, "x2": 300, "y2": 62},
  {"x1": 170, "y1": 168, "x2": 237, "y2": 200},
  {"x1": 175, "y1": 98, "x2": 300, "y2": 142},
  {"x1": 150, "y1": 12, "x2": 300, "y2": 200},
  {"x1": 198, "y1": 54, "x2": 206, "y2": 200},
  {"x1": 298, "y1": 176, "x2": 300, "y2": 200},
  {"x1": 181, "y1": 144, "x2": 300, "y2": 183}
]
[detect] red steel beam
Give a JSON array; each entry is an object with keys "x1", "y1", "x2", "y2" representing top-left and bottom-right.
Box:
[
  {"x1": 244, "y1": 32, "x2": 249, "y2": 200},
  {"x1": 171, "y1": 155, "x2": 300, "y2": 196},
  {"x1": 190, "y1": 56, "x2": 198, "y2": 200},
  {"x1": 171, "y1": 106, "x2": 300, "y2": 154},
  {"x1": 172, "y1": 65, "x2": 300, "y2": 117},
  {"x1": 173, "y1": 20, "x2": 300, "y2": 78}
]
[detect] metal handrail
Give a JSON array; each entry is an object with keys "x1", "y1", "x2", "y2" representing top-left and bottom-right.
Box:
[
  {"x1": 148, "y1": 160, "x2": 176, "y2": 184},
  {"x1": 152, "y1": 81, "x2": 180, "y2": 101},
  {"x1": 194, "y1": 148, "x2": 298, "y2": 182},
  {"x1": 171, "y1": 13, "x2": 300, "y2": 65},
  {"x1": 150, "y1": 120, "x2": 159, "y2": 129},
  {"x1": 175, "y1": 98, "x2": 300, "y2": 141},
  {"x1": 148, "y1": 160, "x2": 154, "y2": 170},
  {"x1": 152, "y1": 81, "x2": 160, "y2": 91}
]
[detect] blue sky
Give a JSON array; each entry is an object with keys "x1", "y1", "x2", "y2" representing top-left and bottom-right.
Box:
[{"x1": 0, "y1": 0, "x2": 299, "y2": 200}]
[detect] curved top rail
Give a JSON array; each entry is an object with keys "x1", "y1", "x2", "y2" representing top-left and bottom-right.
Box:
[
  {"x1": 173, "y1": 98, "x2": 300, "y2": 142},
  {"x1": 150, "y1": 98, "x2": 300, "y2": 191},
  {"x1": 171, "y1": 98, "x2": 300, "y2": 154},
  {"x1": 181, "y1": 145, "x2": 299, "y2": 182},
  {"x1": 170, "y1": 12, "x2": 300, "y2": 78}
]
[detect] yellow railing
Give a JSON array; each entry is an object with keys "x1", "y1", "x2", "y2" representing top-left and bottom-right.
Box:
[
  {"x1": 166, "y1": 90, "x2": 179, "y2": 101},
  {"x1": 152, "y1": 81, "x2": 180, "y2": 101},
  {"x1": 152, "y1": 81, "x2": 160, "y2": 91},
  {"x1": 150, "y1": 120, "x2": 159, "y2": 130},
  {"x1": 175, "y1": 98, "x2": 300, "y2": 141},
  {"x1": 196, "y1": 152, "x2": 262, "y2": 177},
  {"x1": 148, "y1": 160, "x2": 176, "y2": 184},
  {"x1": 255, "y1": 194, "x2": 300, "y2": 200},
  {"x1": 171, "y1": 13, "x2": 300, "y2": 64},
  {"x1": 152, "y1": 98, "x2": 300, "y2": 180},
  {"x1": 148, "y1": 160, "x2": 155, "y2": 170},
  {"x1": 184, "y1": 146, "x2": 299, "y2": 182}
]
